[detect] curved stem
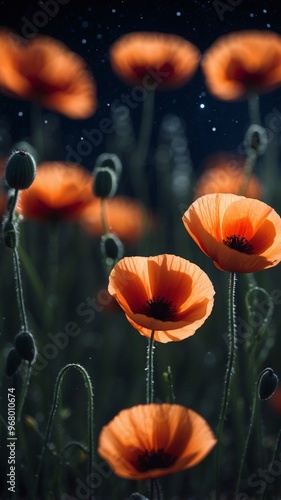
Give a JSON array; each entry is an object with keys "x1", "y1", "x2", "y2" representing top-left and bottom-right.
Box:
[
  {"x1": 215, "y1": 271, "x2": 237, "y2": 499},
  {"x1": 35, "y1": 363, "x2": 94, "y2": 499},
  {"x1": 146, "y1": 330, "x2": 155, "y2": 404}
]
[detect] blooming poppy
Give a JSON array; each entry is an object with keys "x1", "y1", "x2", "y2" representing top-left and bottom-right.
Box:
[
  {"x1": 98, "y1": 403, "x2": 217, "y2": 480},
  {"x1": 109, "y1": 31, "x2": 200, "y2": 89},
  {"x1": 80, "y1": 196, "x2": 149, "y2": 244},
  {"x1": 193, "y1": 153, "x2": 262, "y2": 199},
  {"x1": 17, "y1": 162, "x2": 94, "y2": 222},
  {"x1": 182, "y1": 193, "x2": 281, "y2": 273},
  {"x1": 201, "y1": 30, "x2": 281, "y2": 100},
  {"x1": 0, "y1": 30, "x2": 96, "y2": 118},
  {"x1": 108, "y1": 254, "x2": 215, "y2": 343}
]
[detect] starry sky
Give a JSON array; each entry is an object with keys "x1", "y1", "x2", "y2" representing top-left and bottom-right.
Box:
[{"x1": 0, "y1": 0, "x2": 281, "y2": 171}]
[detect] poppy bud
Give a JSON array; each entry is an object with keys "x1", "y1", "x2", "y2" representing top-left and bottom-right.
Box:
[
  {"x1": 95, "y1": 153, "x2": 122, "y2": 179},
  {"x1": 5, "y1": 150, "x2": 36, "y2": 190},
  {"x1": 3, "y1": 221, "x2": 18, "y2": 249},
  {"x1": 6, "y1": 348, "x2": 22, "y2": 377},
  {"x1": 258, "y1": 367, "x2": 278, "y2": 400},
  {"x1": 93, "y1": 167, "x2": 117, "y2": 198},
  {"x1": 15, "y1": 331, "x2": 36, "y2": 363},
  {"x1": 244, "y1": 124, "x2": 268, "y2": 156},
  {"x1": 101, "y1": 233, "x2": 124, "y2": 261}
]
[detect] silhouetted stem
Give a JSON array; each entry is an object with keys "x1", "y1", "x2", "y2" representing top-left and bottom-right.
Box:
[{"x1": 216, "y1": 272, "x2": 237, "y2": 499}]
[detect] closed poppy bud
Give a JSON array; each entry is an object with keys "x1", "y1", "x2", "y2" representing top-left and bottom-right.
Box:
[
  {"x1": 6, "y1": 348, "x2": 22, "y2": 377},
  {"x1": 95, "y1": 153, "x2": 122, "y2": 179},
  {"x1": 93, "y1": 167, "x2": 117, "y2": 198},
  {"x1": 3, "y1": 221, "x2": 17, "y2": 249},
  {"x1": 101, "y1": 233, "x2": 124, "y2": 261},
  {"x1": 15, "y1": 331, "x2": 36, "y2": 363},
  {"x1": 244, "y1": 124, "x2": 268, "y2": 156},
  {"x1": 5, "y1": 150, "x2": 36, "y2": 190},
  {"x1": 258, "y1": 367, "x2": 278, "y2": 400}
]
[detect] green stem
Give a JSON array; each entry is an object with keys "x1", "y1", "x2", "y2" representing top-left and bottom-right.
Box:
[
  {"x1": 215, "y1": 271, "x2": 237, "y2": 499},
  {"x1": 35, "y1": 363, "x2": 94, "y2": 499},
  {"x1": 12, "y1": 247, "x2": 28, "y2": 331},
  {"x1": 261, "y1": 429, "x2": 281, "y2": 500},
  {"x1": 247, "y1": 93, "x2": 261, "y2": 125},
  {"x1": 100, "y1": 198, "x2": 109, "y2": 235},
  {"x1": 146, "y1": 330, "x2": 155, "y2": 404},
  {"x1": 235, "y1": 382, "x2": 258, "y2": 496},
  {"x1": 16, "y1": 362, "x2": 32, "y2": 423},
  {"x1": 7, "y1": 188, "x2": 19, "y2": 223}
]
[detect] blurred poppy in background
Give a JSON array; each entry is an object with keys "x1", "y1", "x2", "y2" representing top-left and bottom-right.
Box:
[
  {"x1": 0, "y1": 29, "x2": 97, "y2": 118},
  {"x1": 109, "y1": 31, "x2": 200, "y2": 89},
  {"x1": 201, "y1": 30, "x2": 281, "y2": 101},
  {"x1": 193, "y1": 153, "x2": 262, "y2": 199},
  {"x1": 108, "y1": 254, "x2": 215, "y2": 343},
  {"x1": 98, "y1": 403, "x2": 217, "y2": 480},
  {"x1": 17, "y1": 162, "x2": 94, "y2": 222},
  {"x1": 183, "y1": 193, "x2": 281, "y2": 273},
  {"x1": 80, "y1": 196, "x2": 149, "y2": 244}
]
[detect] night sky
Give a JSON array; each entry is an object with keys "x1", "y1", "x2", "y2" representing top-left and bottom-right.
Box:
[{"x1": 0, "y1": 0, "x2": 281, "y2": 171}]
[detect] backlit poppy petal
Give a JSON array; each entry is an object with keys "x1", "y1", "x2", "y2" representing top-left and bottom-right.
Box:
[
  {"x1": 98, "y1": 403, "x2": 217, "y2": 480},
  {"x1": 17, "y1": 162, "x2": 94, "y2": 222},
  {"x1": 108, "y1": 254, "x2": 215, "y2": 342},
  {"x1": 183, "y1": 193, "x2": 281, "y2": 273},
  {"x1": 0, "y1": 30, "x2": 97, "y2": 118},
  {"x1": 201, "y1": 30, "x2": 281, "y2": 101},
  {"x1": 110, "y1": 32, "x2": 200, "y2": 89}
]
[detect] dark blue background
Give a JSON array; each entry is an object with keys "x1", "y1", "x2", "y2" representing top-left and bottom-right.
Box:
[{"x1": 0, "y1": 0, "x2": 281, "y2": 170}]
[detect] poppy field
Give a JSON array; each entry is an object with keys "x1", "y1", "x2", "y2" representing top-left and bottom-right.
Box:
[{"x1": 1, "y1": 3, "x2": 281, "y2": 500}]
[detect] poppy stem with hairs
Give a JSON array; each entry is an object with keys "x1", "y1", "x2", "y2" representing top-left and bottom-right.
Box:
[
  {"x1": 215, "y1": 271, "x2": 237, "y2": 499},
  {"x1": 146, "y1": 330, "x2": 155, "y2": 404},
  {"x1": 35, "y1": 364, "x2": 95, "y2": 499}
]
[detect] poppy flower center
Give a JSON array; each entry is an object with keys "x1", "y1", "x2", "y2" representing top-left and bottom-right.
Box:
[
  {"x1": 134, "y1": 448, "x2": 176, "y2": 472},
  {"x1": 142, "y1": 296, "x2": 177, "y2": 321},
  {"x1": 223, "y1": 234, "x2": 254, "y2": 254}
]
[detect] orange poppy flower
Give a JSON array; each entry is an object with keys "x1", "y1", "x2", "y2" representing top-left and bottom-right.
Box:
[
  {"x1": 17, "y1": 162, "x2": 94, "y2": 222},
  {"x1": 109, "y1": 32, "x2": 200, "y2": 89},
  {"x1": 193, "y1": 153, "x2": 262, "y2": 199},
  {"x1": 182, "y1": 193, "x2": 281, "y2": 273},
  {"x1": 98, "y1": 403, "x2": 217, "y2": 480},
  {"x1": 108, "y1": 254, "x2": 215, "y2": 343},
  {"x1": 201, "y1": 30, "x2": 281, "y2": 100},
  {"x1": 80, "y1": 196, "x2": 149, "y2": 244},
  {"x1": 0, "y1": 30, "x2": 96, "y2": 118}
]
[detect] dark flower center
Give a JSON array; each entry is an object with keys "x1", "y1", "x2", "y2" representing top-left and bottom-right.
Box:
[
  {"x1": 223, "y1": 234, "x2": 254, "y2": 254},
  {"x1": 133, "y1": 448, "x2": 176, "y2": 472},
  {"x1": 141, "y1": 296, "x2": 177, "y2": 321}
]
